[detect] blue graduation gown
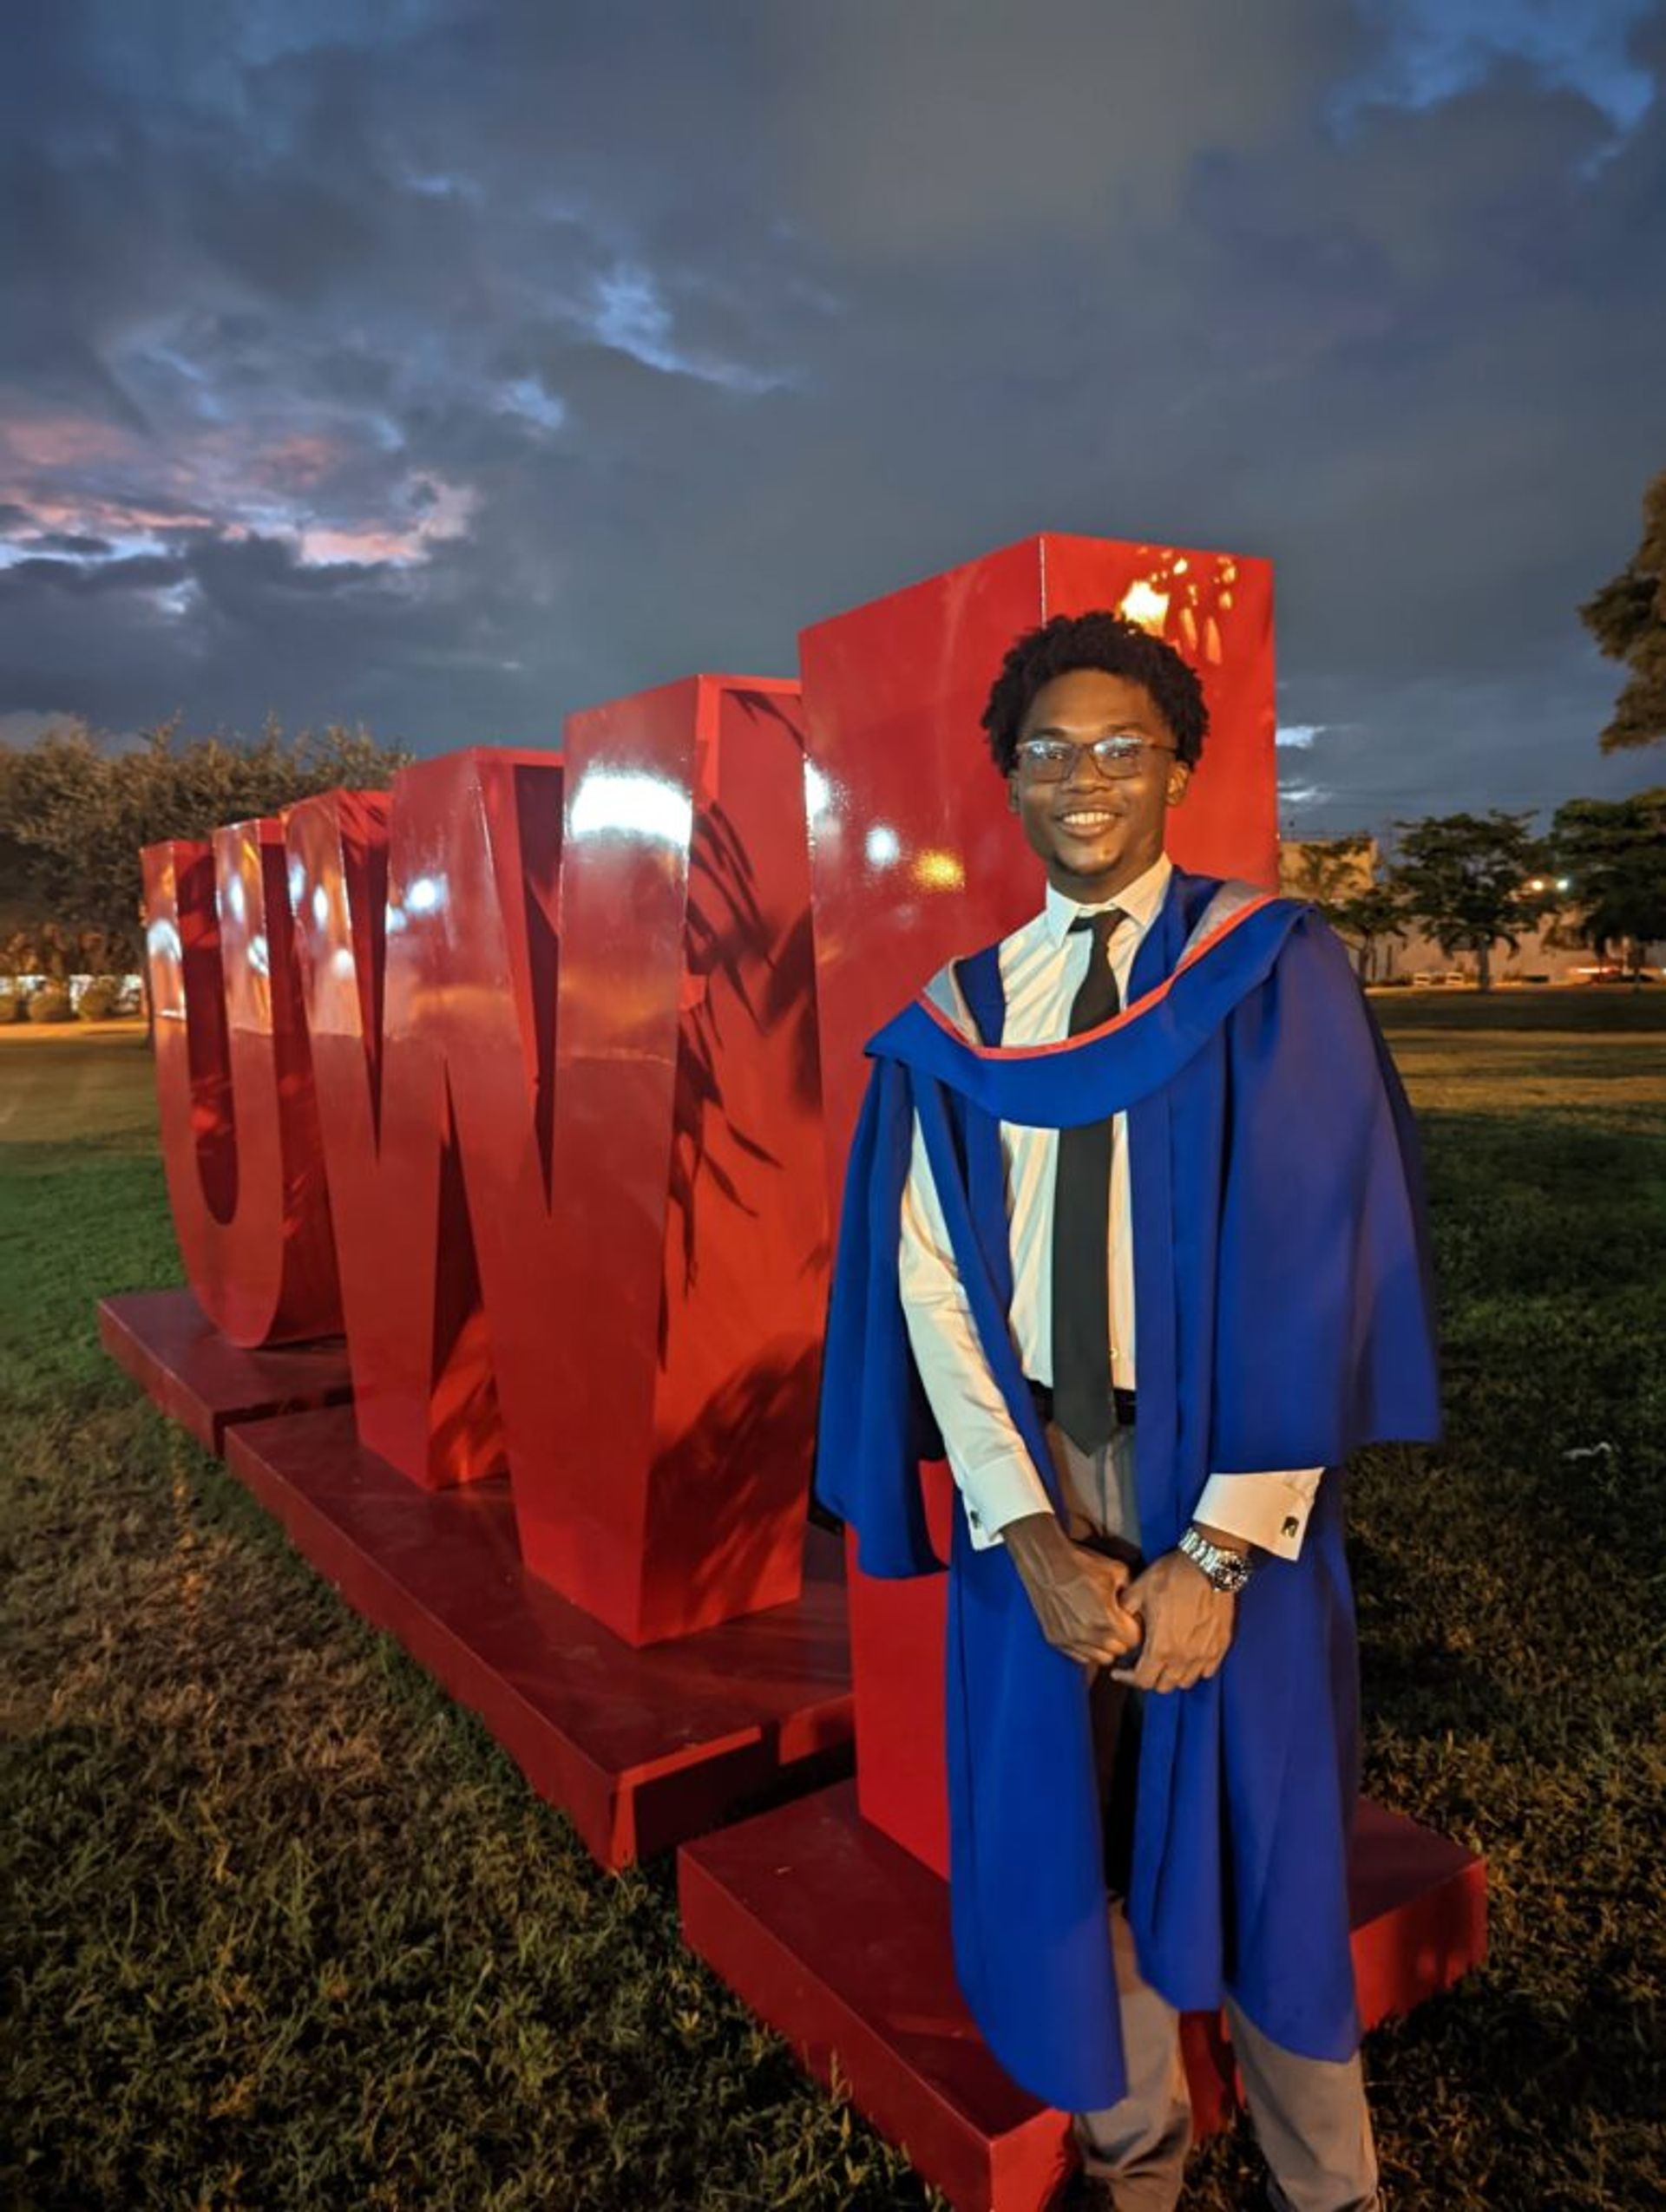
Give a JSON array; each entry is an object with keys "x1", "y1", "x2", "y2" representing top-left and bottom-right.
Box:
[{"x1": 815, "y1": 867, "x2": 1440, "y2": 2113}]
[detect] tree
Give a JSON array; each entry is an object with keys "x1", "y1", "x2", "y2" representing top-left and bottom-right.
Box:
[
  {"x1": 1278, "y1": 832, "x2": 1376, "y2": 924},
  {"x1": 0, "y1": 717, "x2": 410, "y2": 973},
  {"x1": 1581, "y1": 468, "x2": 1666, "y2": 753},
  {"x1": 1330, "y1": 884, "x2": 1407, "y2": 985},
  {"x1": 1280, "y1": 834, "x2": 1407, "y2": 981},
  {"x1": 1387, "y1": 810, "x2": 1558, "y2": 992},
  {"x1": 1548, "y1": 788, "x2": 1666, "y2": 981}
]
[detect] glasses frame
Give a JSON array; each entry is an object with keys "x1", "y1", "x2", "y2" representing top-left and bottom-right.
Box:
[{"x1": 1012, "y1": 733, "x2": 1180, "y2": 783}]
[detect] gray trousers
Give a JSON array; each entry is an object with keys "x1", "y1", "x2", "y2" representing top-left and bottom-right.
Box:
[{"x1": 1047, "y1": 1424, "x2": 1381, "y2": 2212}]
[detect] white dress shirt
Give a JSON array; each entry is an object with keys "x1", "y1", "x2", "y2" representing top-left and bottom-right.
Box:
[{"x1": 898, "y1": 851, "x2": 1322, "y2": 1560}]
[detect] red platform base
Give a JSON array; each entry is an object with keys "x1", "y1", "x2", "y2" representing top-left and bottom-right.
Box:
[
  {"x1": 221, "y1": 1404, "x2": 853, "y2": 1867},
  {"x1": 679, "y1": 1783, "x2": 1486, "y2": 2212},
  {"x1": 98, "y1": 1288, "x2": 355, "y2": 1451}
]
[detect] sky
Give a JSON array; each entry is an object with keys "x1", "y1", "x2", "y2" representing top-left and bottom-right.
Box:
[{"x1": 1, "y1": 0, "x2": 1663, "y2": 837}]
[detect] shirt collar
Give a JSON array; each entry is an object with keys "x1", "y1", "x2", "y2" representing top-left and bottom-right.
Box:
[{"x1": 1041, "y1": 851, "x2": 1173, "y2": 948}]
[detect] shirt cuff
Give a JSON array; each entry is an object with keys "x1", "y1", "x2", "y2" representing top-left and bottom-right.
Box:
[
  {"x1": 954, "y1": 1454, "x2": 1055, "y2": 1552},
  {"x1": 1193, "y1": 1469, "x2": 1324, "y2": 1561}
]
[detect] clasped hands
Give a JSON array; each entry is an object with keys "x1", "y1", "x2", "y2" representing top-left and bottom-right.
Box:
[{"x1": 1003, "y1": 1511, "x2": 1236, "y2": 1693}]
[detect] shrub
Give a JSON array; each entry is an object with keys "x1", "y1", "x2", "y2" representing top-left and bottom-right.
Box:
[
  {"x1": 0, "y1": 985, "x2": 28, "y2": 1024},
  {"x1": 76, "y1": 977, "x2": 126, "y2": 1022},
  {"x1": 27, "y1": 985, "x2": 73, "y2": 1024}
]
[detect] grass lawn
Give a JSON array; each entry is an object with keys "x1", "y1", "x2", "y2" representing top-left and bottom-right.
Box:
[{"x1": 3, "y1": 1002, "x2": 1663, "y2": 2211}]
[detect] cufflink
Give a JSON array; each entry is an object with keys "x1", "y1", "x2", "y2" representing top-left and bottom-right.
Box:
[{"x1": 1282, "y1": 1515, "x2": 1300, "y2": 1538}]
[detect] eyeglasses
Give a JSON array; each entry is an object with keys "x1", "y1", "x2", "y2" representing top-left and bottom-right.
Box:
[{"x1": 1013, "y1": 734, "x2": 1178, "y2": 782}]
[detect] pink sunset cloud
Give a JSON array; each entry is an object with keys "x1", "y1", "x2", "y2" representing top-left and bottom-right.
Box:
[{"x1": 0, "y1": 402, "x2": 474, "y2": 572}]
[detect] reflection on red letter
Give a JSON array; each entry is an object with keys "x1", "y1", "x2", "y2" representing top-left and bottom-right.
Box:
[{"x1": 142, "y1": 819, "x2": 340, "y2": 1346}]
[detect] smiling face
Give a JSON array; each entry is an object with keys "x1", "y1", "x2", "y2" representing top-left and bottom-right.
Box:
[{"x1": 1008, "y1": 667, "x2": 1192, "y2": 904}]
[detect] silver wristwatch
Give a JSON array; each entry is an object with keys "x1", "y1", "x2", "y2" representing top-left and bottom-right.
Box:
[{"x1": 1177, "y1": 1524, "x2": 1255, "y2": 1594}]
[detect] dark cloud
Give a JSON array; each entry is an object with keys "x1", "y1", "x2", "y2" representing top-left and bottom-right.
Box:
[
  {"x1": 0, "y1": 0, "x2": 1661, "y2": 834},
  {"x1": 0, "y1": 551, "x2": 186, "y2": 598},
  {"x1": 28, "y1": 532, "x2": 115, "y2": 556}
]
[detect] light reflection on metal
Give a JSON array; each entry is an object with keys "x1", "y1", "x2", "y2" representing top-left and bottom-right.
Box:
[
  {"x1": 864, "y1": 823, "x2": 901, "y2": 868},
  {"x1": 804, "y1": 762, "x2": 834, "y2": 823},
  {"x1": 913, "y1": 849, "x2": 966, "y2": 891},
  {"x1": 1122, "y1": 547, "x2": 1245, "y2": 667},
  {"x1": 1118, "y1": 579, "x2": 1171, "y2": 631},
  {"x1": 569, "y1": 767, "x2": 694, "y2": 848}
]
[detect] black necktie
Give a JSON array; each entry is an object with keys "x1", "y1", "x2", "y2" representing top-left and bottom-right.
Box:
[{"x1": 1052, "y1": 909, "x2": 1124, "y2": 1450}]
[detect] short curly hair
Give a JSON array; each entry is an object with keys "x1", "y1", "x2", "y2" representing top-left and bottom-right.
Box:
[{"x1": 980, "y1": 610, "x2": 1210, "y2": 776}]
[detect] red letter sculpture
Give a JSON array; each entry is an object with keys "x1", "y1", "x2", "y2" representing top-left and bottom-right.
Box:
[
  {"x1": 526, "y1": 677, "x2": 827, "y2": 1642},
  {"x1": 285, "y1": 690, "x2": 826, "y2": 1648},
  {"x1": 284, "y1": 774, "x2": 515, "y2": 1489},
  {"x1": 142, "y1": 818, "x2": 342, "y2": 1345},
  {"x1": 800, "y1": 531, "x2": 1276, "y2": 1869}
]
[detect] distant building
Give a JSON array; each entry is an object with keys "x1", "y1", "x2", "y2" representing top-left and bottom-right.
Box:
[{"x1": 1277, "y1": 835, "x2": 1377, "y2": 903}]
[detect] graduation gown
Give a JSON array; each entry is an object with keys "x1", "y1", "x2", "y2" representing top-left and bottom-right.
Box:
[{"x1": 814, "y1": 867, "x2": 1441, "y2": 2114}]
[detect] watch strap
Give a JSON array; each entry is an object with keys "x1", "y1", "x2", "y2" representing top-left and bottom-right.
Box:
[{"x1": 1178, "y1": 1523, "x2": 1254, "y2": 1594}]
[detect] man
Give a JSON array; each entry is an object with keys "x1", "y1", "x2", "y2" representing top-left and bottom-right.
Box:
[{"x1": 816, "y1": 612, "x2": 1440, "y2": 2212}]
